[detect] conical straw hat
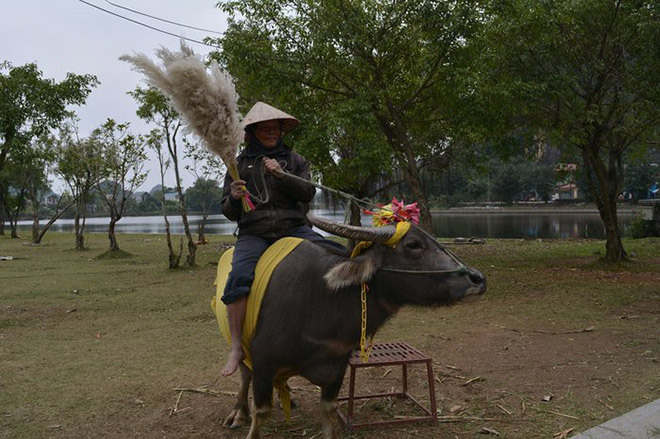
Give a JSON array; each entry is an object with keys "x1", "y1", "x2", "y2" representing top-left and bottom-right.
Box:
[{"x1": 242, "y1": 102, "x2": 300, "y2": 133}]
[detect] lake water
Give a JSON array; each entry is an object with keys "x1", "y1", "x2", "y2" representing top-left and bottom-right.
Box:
[{"x1": 16, "y1": 209, "x2": 633, "y2": 239}]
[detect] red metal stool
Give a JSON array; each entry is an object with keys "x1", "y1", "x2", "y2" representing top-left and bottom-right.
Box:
[{"x1": 337, "y1": 341, "x2": 438, "y2": 430}]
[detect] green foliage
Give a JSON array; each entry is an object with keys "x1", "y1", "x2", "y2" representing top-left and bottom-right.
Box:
[
  {"x1": 213, "y1": 0, "x2": 487, "y2": 225},
  {"x1": 627, "y1": 215, "x2": 655, "y2": 239},
  {"x1": 520, "y1": 158, "x2": 556, "y2": 202},
  {"x1": 90, "y1": 119, "x2": 149, "y2": 250},
  {"x1": 128, "y1": 86, "x2": 178, "y2": 127},
  {"x1": 0, "y1": 61, "x2": 98, "y2": 173},
  {"x1": 91, "y1": 119, "x2": 148, "y2": 214},
  {"x1": 54, "y1": 122, "x2": 107, "y2": 201},
  {"x1": 434, "y1": 151, "x2": 558, "y2": 204},
  {"x1": 185, "y1": 178, "x2": 222, "y2": 213},
  {"x1": 479, "y1": 0, "x2": 659, "y2": 261},
  {"x1": 53, "y1": 121, "x2": 107, "y2": 249},
  {"x1": 183, "y1": 138, "x2": 225, "y2": 212},
  {"x1": 624, "y1": 149, "x2": 660, "y2": 200}
]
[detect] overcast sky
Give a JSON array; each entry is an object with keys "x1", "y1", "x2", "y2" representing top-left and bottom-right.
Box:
[{"x1": 1, "y1": 0, "x2": 229, "y2": 192}]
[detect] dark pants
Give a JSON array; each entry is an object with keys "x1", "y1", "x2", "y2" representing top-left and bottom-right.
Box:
[{"x1": 221, "y1": 226, "x2": 344, "y2": 304}]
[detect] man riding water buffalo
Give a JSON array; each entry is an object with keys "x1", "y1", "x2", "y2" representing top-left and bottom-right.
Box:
[
  {"x1": 216, "y1": 102, "x2": 486, "y2": 439},
  {"x1": 219, "y1": 102, "x2": 345, "y2": 377}
]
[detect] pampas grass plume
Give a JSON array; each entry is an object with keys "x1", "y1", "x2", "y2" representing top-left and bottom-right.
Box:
[{"x1": 120, "y1": 41, "x2": 243, "y2": 170}]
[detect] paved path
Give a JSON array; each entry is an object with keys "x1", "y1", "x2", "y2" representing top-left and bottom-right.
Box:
[{"x1": 571, "y1": 398, "x2": 660, "y2": 439}]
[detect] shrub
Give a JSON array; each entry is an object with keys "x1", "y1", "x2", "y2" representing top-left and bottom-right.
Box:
[{"x1": 627, "y1": 214, "x2": 654, "y2": 239}]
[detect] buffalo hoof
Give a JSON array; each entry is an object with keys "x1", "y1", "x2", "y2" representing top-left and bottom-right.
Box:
[{"x1": 223, "y1": 408, "x2": 250, "y2": 429}]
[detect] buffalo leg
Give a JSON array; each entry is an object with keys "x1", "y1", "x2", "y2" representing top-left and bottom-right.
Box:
[
  {"x1": 224, "y1": 362, "x2": 251, "y2": 429},
  {"x1": 319, "y1": 373, "x2": 345, "y2": 439},
  {"x1": 245, "y1": 367, "x2": 274, "y2": 439}
]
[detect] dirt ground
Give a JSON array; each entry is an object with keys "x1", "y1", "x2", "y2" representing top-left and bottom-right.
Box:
[
  {"x1": 130, "y1": 314, "x2": 658, "y2": 439},
  {"x1": 1, "y1": 235, "x2": 658, "y2": 439},
  {"x1": 99, "y1": 269, "x2": 659, "y2": 439}
]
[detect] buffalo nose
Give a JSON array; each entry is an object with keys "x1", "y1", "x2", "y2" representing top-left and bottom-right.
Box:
[{"x1": 468, "y1": 269, "x2": 487, "y2": 291}]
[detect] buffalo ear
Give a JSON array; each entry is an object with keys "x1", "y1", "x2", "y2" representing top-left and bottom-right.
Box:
[{"x1": 324, "y1": 251, "x2": 380, "y2": 292}]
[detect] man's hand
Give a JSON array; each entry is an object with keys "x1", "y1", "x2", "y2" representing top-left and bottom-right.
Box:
[
  {"x1": 230, "y1": 179, "x2": 247, "y2": 200},
  {"x1": 263, "y1": 158, "x2": 284, "y2": 178}
]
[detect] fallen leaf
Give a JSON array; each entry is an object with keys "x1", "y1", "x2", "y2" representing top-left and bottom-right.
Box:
[
  {"x1": 479, "y1": 427, "x2": 500, "y2": 435},
  {"x1": 553, "y1": 427, "x2": 574, "y2": 438},
  {"x1": 449, "y1": 405, "x2": 463, "y2": 413}
]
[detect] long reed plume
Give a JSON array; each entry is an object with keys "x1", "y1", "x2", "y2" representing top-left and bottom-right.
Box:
[{"x1": 120, "y1": 41, "x2": 243, "y2": 169}]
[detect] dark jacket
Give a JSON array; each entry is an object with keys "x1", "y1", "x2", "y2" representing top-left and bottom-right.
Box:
[{"x1": 221, "y1": 143, "x2": 315, "y2": 238}]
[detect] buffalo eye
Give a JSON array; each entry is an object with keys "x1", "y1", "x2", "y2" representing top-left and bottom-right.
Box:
[{"x1": 404, "y1": 239, "x2": 424, "y2": 251}]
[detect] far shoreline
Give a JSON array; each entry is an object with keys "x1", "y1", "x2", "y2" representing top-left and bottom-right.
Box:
[
  {"x1": 17, "y1": 202, "x2": 648, "y2": 223},
  {"x1": 431, "y1": 202, "x2": 644, "y2": 215}
]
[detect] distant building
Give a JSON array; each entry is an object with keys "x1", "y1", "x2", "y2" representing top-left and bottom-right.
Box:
[
  {"x1": 163, "y1": 192, "x2": 179, "y2": 202},
  {"x1": 553, "y1": 163, "x2": 580, "y2": 200},
  {"x1": 41, "y1": 192, "x2": 59, "y2": 206},
  {"x1": 555, "y1": 183, "x2": 579, "y2": 200},
  {"x1": 131, "y1": 191, "x2": 150, "y2": 203}
]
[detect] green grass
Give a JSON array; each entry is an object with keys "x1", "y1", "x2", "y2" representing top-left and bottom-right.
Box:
[{"x1": 0, "y1": 233, "x2": 658, "y2": 439}]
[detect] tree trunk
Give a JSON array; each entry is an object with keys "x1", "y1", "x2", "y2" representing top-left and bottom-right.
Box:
[
  {"x1": 382, "y1": 100, "x2": 433, "y2": 232},
  {"x1": 33, "y1": 201, "x2": 75, "y2": 244},
  {"x1": 28, "y1": 181, "x2": 40, "y2": 243},
  {"x1": 347, "y1": 199, "x2": 362, "y2": 250},
  {"x1": 6, "y1": 203, "x2": 20, "y2": 238},
  {"x1": 604, "y1": 217, "x2": 626, "y2": 262},
  {"x1": 108, "y1": 216, "x2": 120, "y2": 251},
  {"x1": 174, "y1": 173, "x2": 196, "y2": 266},
  {"x1": 160, "y1": 193, "x2": 178, "y2": 268},
  {"x1": 197, "y1": 223, "x2": 205, "y2": 244},
  {"x1": 582, "y1": 147, "x2": 627, "y2": 263},
  {"x1": 400, "y1": 146, "x2": 432, "y2": 231},
  {"x1": 349, "y1": 199, "x2": 362, "y2": 226},
  {"x1": 165, "y1": 216, "x2": 179, "y2": 269},
  {"x1": 597, "y1": 181, "x2": 627, "y2": 263},
  {"x1": 9, "y1": 218, "x2": 18, "y2": 238},
  {"x1": 185, "y1": 237, "x2": 197, "y2": 267},
  {"x1": 168, "y1": 129, "x2": 196, "y2": 266},
  {"x1": 196, "y1": 212, "x2": 209, "y2": 244},
  {"x1": 31, "y1": 203, "x2": 40, "y2": 243},
  {"x1": 0, "y1": 192, "x2": 5, "y2": 236},
  {"x1": 74, "y1": 211, "x2": 85, "y2": 251}
]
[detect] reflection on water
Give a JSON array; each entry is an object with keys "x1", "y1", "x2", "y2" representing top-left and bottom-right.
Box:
[
  {"x1": 16, "y1": 210, "x2": 630, "y2": 239},
  {"x1": 431, "y1": 212, "x2": 626, "y2": 239},
  {"x1": 15, "y1": 211, "x2": 356, "y2": 237}
]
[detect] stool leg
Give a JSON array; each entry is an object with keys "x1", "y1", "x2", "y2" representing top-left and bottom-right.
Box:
[
  {"x1": 347, "y1": 365, "x2": 357, "y2": 428},
  {"x1": 402, "y1": 363, "x2": 408, "y2": 395},
  {"x1": 426, "y1": 360, "x2": 438, "y2": 423}
]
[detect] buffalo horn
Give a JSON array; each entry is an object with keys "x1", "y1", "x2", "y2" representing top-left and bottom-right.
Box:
[{"x1": 307, "y1": 215, "x2": 397, "y2": 243}]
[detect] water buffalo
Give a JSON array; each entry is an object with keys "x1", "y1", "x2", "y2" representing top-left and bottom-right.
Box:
[{"x1": 222, "y1": 216, "x2": 487, "y2": 439}]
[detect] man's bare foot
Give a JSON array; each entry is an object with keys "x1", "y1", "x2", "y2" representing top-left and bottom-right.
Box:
[{"x1": 221, "y1": 349, "x2": 244, "y2": 377}]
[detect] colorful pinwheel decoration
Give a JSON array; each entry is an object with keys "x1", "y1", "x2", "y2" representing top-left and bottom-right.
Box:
[{"x1": 364, "y1": 197, "x2": 420, "y2": 226}]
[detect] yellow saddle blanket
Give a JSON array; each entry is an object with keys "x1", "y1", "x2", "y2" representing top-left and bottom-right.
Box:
[{"x1": 210, "y1": 237, "x2": 303, "y2": 420}]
